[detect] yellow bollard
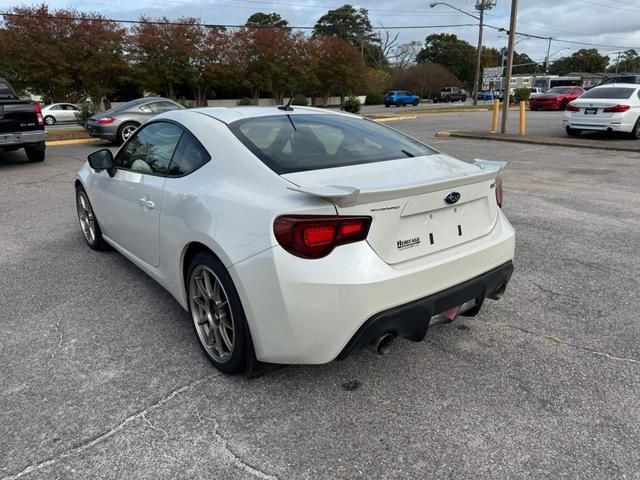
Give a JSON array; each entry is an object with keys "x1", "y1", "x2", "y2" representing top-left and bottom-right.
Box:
[
  {"x1": 519, "y1": 101, "x2": 526, "y2": 136},
  {"x1": 491, "y1": 99, "x2": 500, "y2": 133}
]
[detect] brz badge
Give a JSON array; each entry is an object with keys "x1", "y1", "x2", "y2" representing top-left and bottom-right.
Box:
[{"x1": 445, "y1": 192, "x2": 461, "y2": 205}]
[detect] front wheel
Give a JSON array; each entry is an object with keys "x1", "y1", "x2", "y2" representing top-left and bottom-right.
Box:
[
  {"x1": 25, "y1": 143, "x2": 45, "y2": 162},
  {"x1": 76, "y1": 185, "x2": 109, "y2": 250},
  {"x1": 566, "y1": 126, "x2": 581, "y2": 137},
  {"x1": 188, "y1": 252, "x2": 249, "y2": 374},
  {"x1": 44, "y1": 116, "x2": 56, "y2": 126}
]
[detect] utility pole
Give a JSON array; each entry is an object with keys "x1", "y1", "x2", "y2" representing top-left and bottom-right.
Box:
[
  {"x1": 472, "y1": 0, "x2": 496, "y2": 106},
  {"x1": 500, "y1": 0, "x2": 518, "y2": 134},
  {"x1": 544, "y1": 37, "x2": 552, "y2": 73},
  {"x1": 615, "y1": 51, "x2": 621, "y2": 73}
]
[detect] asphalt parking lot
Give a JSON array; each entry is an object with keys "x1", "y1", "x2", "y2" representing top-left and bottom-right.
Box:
[{"x1": 1, "y1": 119, "x2": 640, "y2": 478}]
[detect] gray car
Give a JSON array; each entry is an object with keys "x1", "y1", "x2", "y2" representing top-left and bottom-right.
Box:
[
  {"x1": 86, "y1": 97, "x2": 184, "y2": 144},
  {"x1": 42, "y1": 103, "x2": 80, "y2": 125}
]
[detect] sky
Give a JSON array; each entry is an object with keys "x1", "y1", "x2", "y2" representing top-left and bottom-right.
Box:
[{"x1": 1, "y1": 0, "x2": 639, "y2": 66}]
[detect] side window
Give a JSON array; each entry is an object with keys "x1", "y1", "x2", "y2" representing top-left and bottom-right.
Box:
[
  {"x1": 139, "y1": 104, "x2": 152, "y2": 113},
  {"x1": 149, "y1": 101, "x2": 181, "y2": 113},
  {"x1": 51, "y1": 105, "x2": 62, "y2": 110},
  {"x1": 168, "y1": 131, "x2": 211, "y2": 176},
  {"x1": 116, "y1": 122, "x2": 183, "y2": 175}
]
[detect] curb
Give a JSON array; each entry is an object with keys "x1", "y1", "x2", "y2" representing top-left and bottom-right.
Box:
[
  {"x1": 46, "y1": 138, "x2": 104, "y2": 147},
  {"x1": 435, "y1": 130, "x2": 640, "y2": 153},
  {"x1": 375, "y1": 115, "x2": 418, "y2": 122},
  {"x1": 368, "y1": 106, "x2": 521, "y2": 122}
]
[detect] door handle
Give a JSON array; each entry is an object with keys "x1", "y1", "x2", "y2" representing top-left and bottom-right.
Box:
[{"x1": 139, "y1": 198, "x2": 155, "y2": 209}]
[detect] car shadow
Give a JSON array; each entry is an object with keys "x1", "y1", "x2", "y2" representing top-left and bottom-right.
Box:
[{"x1": 0, "y1": 150, "x2": 34, "y2": 168}]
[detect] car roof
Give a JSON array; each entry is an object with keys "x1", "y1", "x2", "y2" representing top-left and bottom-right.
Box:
[
  {"x1": 191, "y1": 106, "x2": 358, "y2": 124},
  {"x1": 593, "y1": 83, "x2": 640, "y2": 89}
]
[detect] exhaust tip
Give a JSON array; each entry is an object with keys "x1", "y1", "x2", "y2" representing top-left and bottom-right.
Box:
[
  {"x1": 489, "y1": 283, "x2": 507, "y2": 300},
  {"x1": 368, "y1": 333, "x2": 395, "y2": 355}
]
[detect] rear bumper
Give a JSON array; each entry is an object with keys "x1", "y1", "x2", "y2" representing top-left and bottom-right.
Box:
[
  {"x1": 86, "y1": 123, "x2": 117, "y2": 141},
  {"x1": 0, "y1": 130, "x2": 46, "y2": 148},
  {"x1": 562, "y1": 113, "x2": 636, "y2": 132},
  {"x1": 336, "y1": 261, "x2": 513, "y2": 360},
  {"x1": 230, "y1": 210, "x2": 515, "y2": 365}
]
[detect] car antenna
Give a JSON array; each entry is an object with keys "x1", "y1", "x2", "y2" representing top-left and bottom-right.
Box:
[{"x1": 278, "y1": 91, "x2": 294, "y2": 111}]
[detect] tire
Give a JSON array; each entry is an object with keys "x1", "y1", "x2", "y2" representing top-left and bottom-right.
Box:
[
  {"x1": 413, "y1": 100, "x2": 419, "y2": 106},
  {"x1": 117, "y1": 122, "x2": 139, "y2": 145},
  {"x1": 433, "y1": 99, "x2": 439, "y2": 104},
  {"x1": 25, "y1": 143, "x2": 45, "y2": 162},
  {"x1": 444, "y1": 97, "x2": 450, "y2": 103},
  {"x1": 187, "y1": 252, "x2": 248, "y2": 374},
  {"x1": 395, "y1": 101, "x2": 401, "y2": 107},
  {"x1": 76, "y1": 185, "x2": 109, "y2": 251},
  {"x1": 385, "y1": 104, "x2": 390, "y2": 108},
  {"x1": 631, "y1": 117, "x2": 640, "y2": 139},
  {"x1": 566, "y1": 126, "x2": 581, "y2": 137},
  {"x1": 560, "y1": 99, "x2": 568, "y2": 111},
  {"x1": 44, "y1": 116, "x2": 56, "y2": 126}
]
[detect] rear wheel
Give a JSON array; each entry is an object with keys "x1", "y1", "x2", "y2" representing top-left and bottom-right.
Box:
[
  {"x1": 385, "y1": 104, "x2": 390, "y2": 108},
  {"x1": 25, "y1": 143, "x2": 45, "y2": 162},
  {"x1": 566, "y1": 126, "x2": 581, "y2": 137},
  {"x1": 44, "y1": 116, "x2": 56, "y2": 126},
  {"x1": 395, "y1": 101, "x2": 402, "y2": 107},
  {"x1": 560, "y1": 99, "x2": 568, "y2": 111},
  {"x1": 413, "y1": 100, "x2": 419, "y2": 106},
  {"x1": 631, "y1": 118, "x2": 640, "y2": 139},
  {"x1": 117, "y1": 122, "x2": 139, "y2": 145},
  {"x1": 188, "y1": 252, "x2": 248, "y2": 374}
]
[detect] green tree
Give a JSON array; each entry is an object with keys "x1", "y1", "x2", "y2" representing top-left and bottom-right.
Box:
[
  {"x1": 312, "y1": 5, "x2": 381, "y2": 67},
  {"x1": 416, "y1": 33, "x2": 475, "y2": 85},
  {"x1": 613, "y1": 49, "x2": 640, "y2": 73},
  {"x1": 513, "y1": 52, "x2": 539, "y2": 74},
  {"x1": 549, "y1": 48, "x2": 609, "y2": 75},
  {"x1": 246, "y1": 12, "x2": 289, "y2": 27}
]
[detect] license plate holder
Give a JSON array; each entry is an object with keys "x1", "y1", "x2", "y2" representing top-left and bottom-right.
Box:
[{"x1": 584, "y1": 107, "x2": 598, "y2": 115}]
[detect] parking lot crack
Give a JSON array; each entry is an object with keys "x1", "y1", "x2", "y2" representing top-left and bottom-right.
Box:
[
  {"x1": 195, "y1": 406, "x2": 278, "y2": 480},
  {"x1": 0, "y1": 376, "x2": 212, "y2": 480},
  {"x1": 484, "y1": 320, "x2": 640, "y2": 366}
]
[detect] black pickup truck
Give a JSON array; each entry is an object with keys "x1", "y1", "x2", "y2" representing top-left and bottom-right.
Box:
[
  {"x1": 431, "y1": 87, "x2": 467, "y2": 103},
  {"x1": 0, "y1": 78, "x2": 46, "y2": 162}
]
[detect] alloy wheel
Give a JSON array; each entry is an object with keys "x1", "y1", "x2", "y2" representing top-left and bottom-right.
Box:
[
  {"x1": 189, "y1": 265, "x2": 235, "y2": 362},
  {"x1": 121, "y1": 124, "x2": 137, "y2": 142},
  {"x1": 77, "y1": 191, "x2": 96, "y2": 245}
]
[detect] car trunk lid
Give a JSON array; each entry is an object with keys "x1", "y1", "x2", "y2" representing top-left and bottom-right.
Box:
[
  {"x1": 282, "y1": 155, "x2": 504, "y2": 265},
  {"x1": 0, "y1": 100, "x2": 42, "y2": 134}
]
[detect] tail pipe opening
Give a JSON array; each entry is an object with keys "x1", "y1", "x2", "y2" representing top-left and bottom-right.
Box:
[
  {"x1": 368, "y1": 333, "x2": 395, "y2": 355},
  {"x1": 489, "y1": 282, "x2": 507, "y2": 300}
]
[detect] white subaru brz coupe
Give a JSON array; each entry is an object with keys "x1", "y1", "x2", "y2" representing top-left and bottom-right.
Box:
[{"x1": 75, "y1": 106, "x2": 515, "y2": 374}]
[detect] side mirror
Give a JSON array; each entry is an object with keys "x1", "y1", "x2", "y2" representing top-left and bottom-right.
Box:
[{"x1": 88, "y1": 149, "x2": 115, "y2": 176}]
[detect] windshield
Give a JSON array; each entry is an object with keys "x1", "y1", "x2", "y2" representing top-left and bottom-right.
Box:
[
  {"x1": 229, "y1": 114, "x2": 436, "y2": 174},
  {"x1": 0, "y1": 80, "x2": 17, "y2": 99},
  {"x1": 580, "y1": 87, "x2": 635, "y2": 99}
]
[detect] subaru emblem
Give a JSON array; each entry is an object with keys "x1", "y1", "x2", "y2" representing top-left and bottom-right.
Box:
[{"x1": 445, "y1": 192, "x2": 461, "y2": 205}]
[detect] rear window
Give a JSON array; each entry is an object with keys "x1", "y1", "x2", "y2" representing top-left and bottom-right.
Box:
[
  {"x1": 229, "y1": 114, "x2": 436, "y2": 174},
  {"x1": 580, "y1": 87, "x2": 635, "y2": 99},
  {"x1": 0, "y1": 80, "x2": 17, "y2": 99}
]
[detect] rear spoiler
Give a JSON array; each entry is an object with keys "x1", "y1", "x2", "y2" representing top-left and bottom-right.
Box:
[{"x1": 288, "y1": 159, "x2": 507, "y2": 207}]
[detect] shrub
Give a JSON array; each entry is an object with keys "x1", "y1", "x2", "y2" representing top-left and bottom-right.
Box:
[
  {"x1": 76, "y1": 102, "x2": 98, "y2": 127},
  {"x1": 513, "y1": 87, "x2": 531, "y2": 103},
  {"x1": 365, "y1": 92, "x2": 384, "y2": 105},
  {"x1": 291, "y1": 94, "x2": 309, "y2": 106},
  {"x1": 237, "y1": 97, "x2": 255, "y2": 106},
  {"x1": 342, "y1": 96, "x2": 361, "y2": 114}
]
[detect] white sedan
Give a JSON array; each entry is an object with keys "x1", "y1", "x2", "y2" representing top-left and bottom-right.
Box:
[
  {"x1": 75, "y1": 106, "x2": 515, "y2": 374},
  {"x1": 563, "y1": 83, "x2": 640, "y2": 137},
  {"x1": 41, "y1": 103, "x2": 80, "y2": 125}
]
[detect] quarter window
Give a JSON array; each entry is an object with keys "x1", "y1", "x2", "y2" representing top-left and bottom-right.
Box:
[
  {"x1": 168, "y1": 132, "x2": 211, "y2": 176},
  {"x1": 149, "y1": 101, "x2": 182, "y2": 113},
  {"x1": 116, "y1": 122, "x2": 183, "y2": 175}
]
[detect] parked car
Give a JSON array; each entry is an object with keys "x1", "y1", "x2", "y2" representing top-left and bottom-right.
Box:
[
  {"x1": 432, "y1": 87, "x2": 467, "y2": 103},
  {"x1": 86, "y1": 97, "x2": 184, "y2": 145},
  {"x1": 563, "y1": 84, "x2": 640, "y2": 138},
  {"x1": 600, "y1": 74, "x2": 640, "y2": 86},
  {"x1": 0, "y1": 77, "x2": 46, "y2": 162},
  {"x1": 384, "y1": 90, "x2": 421, "y2": 107},
  {"x1": 529, "y1": 86, "x2": 585, "y2": 111},
  {"x1": 75, "y1": 106, "x2": 515, "y2": 374},
  {"x1": 41, "y1": 103, "x2": 80, "y2": 125},
  {"x1": 477, "y1": 91, "x2": 498, "y2": 101}
]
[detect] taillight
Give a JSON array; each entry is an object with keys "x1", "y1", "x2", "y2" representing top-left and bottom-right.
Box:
[
  {"x1": 495, "y1": 175, "x2": 503, "y2": 208},
  {"x1": 603, "y1": 104, "x2": 631, "y2": 113},
  {"x1": 565, "y1": 104, "x2": 580, "y2": 112},
  {"x1": 274, "y1": 215, "x2": 372, "y2": 259},
  {"x1": 97, "y1": 117, "x2": 115, "y2": 124},
  {"x1": 33, "y1": 103, "x2": 44, "y2": 126}
]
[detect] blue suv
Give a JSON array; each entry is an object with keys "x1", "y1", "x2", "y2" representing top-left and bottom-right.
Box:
[{"x1": 384, "y1": 90, "x2": 421, "y2": 107}]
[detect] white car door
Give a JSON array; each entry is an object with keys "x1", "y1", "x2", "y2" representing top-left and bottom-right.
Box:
[{"x1": 91, "y1": 121, "x2": 184, "y2": 267}]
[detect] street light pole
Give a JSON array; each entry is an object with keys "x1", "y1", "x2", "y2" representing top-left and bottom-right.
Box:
[
  {"x1": 430, "y1": 1, "x2": 494, "y2": 106},
  {"x1": 500, "y1": 0, "x2": 518, "y2": 134},
  {"x1": 472, "y1": 4, "x2": 485, "y2": 106}
]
